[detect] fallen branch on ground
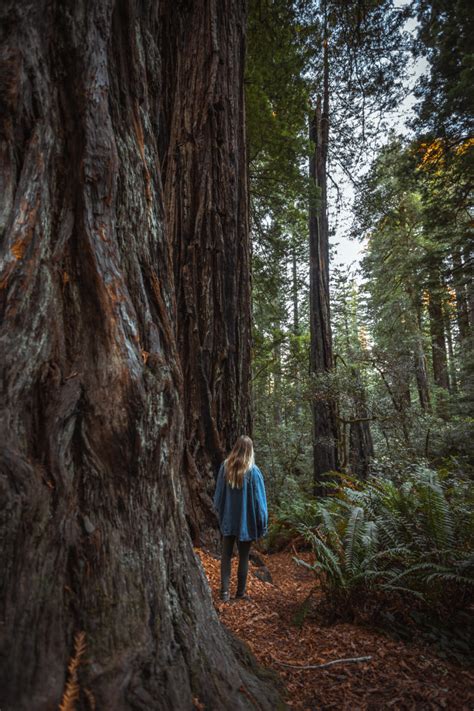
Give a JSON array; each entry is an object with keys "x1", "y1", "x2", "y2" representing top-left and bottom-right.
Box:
[{"x1": 273, "y1": 655, "x2": 372, "y2": 670}]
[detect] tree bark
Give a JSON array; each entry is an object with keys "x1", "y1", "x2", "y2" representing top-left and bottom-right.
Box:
[
  {"x1": 273, "y1": 333, "x2": 283, "y2": 426},
  {"x1": 394, "y1": 355, "x2": 412, "y2": 409},
  {"x1": 414, "y1": 346, "x2": 431, "y2": 409},
  {"x1": 452, "y1": 247, "x2": 470, "y2": 342},
  {"x1": 348, "y1": 369, "x2": 374, "y2": 480},
  {"x1": 427, "y1": 286, "x2": 450, "y2": 391},
  {"x1": 292, "y1": 243, "x2": 299, "y2": 336},
  {"x1": 443, "y1": 298, "x2": 458, "y2": 393},
  {"x1": 160, "y1": 0, "x2": 252, "y2": 546},
  {"x1": 308, "y1": 34, "x2": 338, "y2": 496},
  {"x1": 414, "y1": 305, "x2": 431, "y2": 411},
  {"x1": 0, "y1": 2, "x2": 282, "y2": 709},
  {"x1": 462, "y1": 243, "x2": 474, "y2": 331},
  {"x1": 291, "y1": 241, "x2": 302, "y2": 419}
]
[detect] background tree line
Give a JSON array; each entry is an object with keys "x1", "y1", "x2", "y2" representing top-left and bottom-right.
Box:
[
  {"x1": 248, "y1": 0, "x2": 473, "y2": 502},
  {"x1": 248, "y1": 0, "x2": 473, "y2": 656}
]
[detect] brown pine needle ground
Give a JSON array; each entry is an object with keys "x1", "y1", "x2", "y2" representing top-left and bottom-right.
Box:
[{"x1": 195, "y1": 548, "x2": 474, "y2": 710}]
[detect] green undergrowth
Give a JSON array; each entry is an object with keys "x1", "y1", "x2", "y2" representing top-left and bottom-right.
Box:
[{"x1": 270, "y1": 464, "x2": 474, "y2": 662}]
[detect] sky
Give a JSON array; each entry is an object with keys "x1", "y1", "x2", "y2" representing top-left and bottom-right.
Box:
[{"x1": 330, "y1": 5, "x2": 429, "y2": 275}]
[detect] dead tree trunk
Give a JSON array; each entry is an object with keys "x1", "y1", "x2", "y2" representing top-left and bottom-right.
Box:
[
  {"x1": 160, "y1": 0, "x2": 252, "y2": 545},
  {"x1": 308, "y1": 36, "x2": 338, "y2": 496},
  {"x1": 0, "y1": 2, "x2": 282, "y2": 710}
]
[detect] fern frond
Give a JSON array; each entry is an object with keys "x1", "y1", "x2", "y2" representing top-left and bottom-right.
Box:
[
  {"x1": 84, "y1": 687, "x2": 96, "y2": 711},
  {"x1": 425, "y1": 571, "x2": 474, "y2": 586},
  {"x1": 380, "y1": 583, "x2": 426, "y2": 600},
  {"x1": 297, "y1": 525, "x2": 345, "y2": 585},
  {"x1": 344, "y1": 506, "x2": 365, "y2": 574},
  {"x1": 59, "y1": 631, "x2": 86, "y2": 711}
]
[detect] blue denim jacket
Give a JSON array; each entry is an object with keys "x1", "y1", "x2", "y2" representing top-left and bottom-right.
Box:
[{"x1": 213, "y1": 462, "x2": 268, "y2": 541}]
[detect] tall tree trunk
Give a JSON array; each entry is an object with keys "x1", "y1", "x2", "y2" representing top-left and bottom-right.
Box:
[
  {"x1": 463, "y1": 243, "x2": 474, "y2": 330},
  {"x1": 308, "y1": 32, "x2": 338, "y2": 496},
  {"x1": 414, "y1": 305, "x2": 431, "y2": 411},
  {"x1": 160, "y1": 0, "x2": 252, "y2": 545},
  {"x1": 291, "y1": 241, "x2": 302, "y2": 419},
  {"x1": 348, "y1": 368, "x2": 374, "y2": 480},
  {"x1": 292, "y1": 242, "x2": 299, "y2": 336},
  {"x1": 273, "y1": 330, "x2": 282, "y2": 426},
  {"x1": 443, "y1": 299, "x2": 458, "y2": 393},
  {"x1": 427, "y1": 287, "x2": 450, "y2": 391},
  {"x1": 0, "y1": 2, "x2": 282, "y2": 709},
  {"x1": 395, "y1": 355, "x2": 412, "y2": 408},
  {"x1": 452, "y1": 247, "x2": 470, "y2": 342}
]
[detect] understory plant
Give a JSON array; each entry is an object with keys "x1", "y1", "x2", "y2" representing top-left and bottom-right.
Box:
[{"x1": 277, "y1": 465, "x2": 474, "y2": 612}]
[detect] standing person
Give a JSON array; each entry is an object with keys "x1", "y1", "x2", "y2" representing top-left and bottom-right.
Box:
[{"x1": 213, "y1": 435, "x2": 268, "y2": 602}]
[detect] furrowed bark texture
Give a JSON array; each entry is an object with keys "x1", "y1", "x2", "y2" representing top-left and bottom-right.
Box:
[
  {"x1": 160, "y1": 0, "x2": 252, "y2": 544},
  {"x1": 0, "y1": 2, "x2": 282, "y2": 710},
  {"x1": 308, "y1": 79, "x2": 339, "y2": 496}
]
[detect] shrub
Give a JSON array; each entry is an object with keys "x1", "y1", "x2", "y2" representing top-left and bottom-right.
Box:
[{"x1": 275, "y1": 466, "x2": 474, "y2": 612}]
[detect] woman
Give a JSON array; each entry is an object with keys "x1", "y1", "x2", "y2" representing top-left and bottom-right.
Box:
[{"x1": 213, "y1": 435, "x2": 268, "y2": 602}]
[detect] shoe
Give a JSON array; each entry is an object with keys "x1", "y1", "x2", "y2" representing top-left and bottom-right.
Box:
[
  {"x1": 235, "y1": 593, "x2": 251, "y2": 601},
  {"x1": 220, "y1": 591, "x2": 230, "y2": 602}
]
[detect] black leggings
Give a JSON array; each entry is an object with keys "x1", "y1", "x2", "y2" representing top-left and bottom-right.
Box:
[{"x1": 220, "y1": 535, "x2": 252, "y2": 595}]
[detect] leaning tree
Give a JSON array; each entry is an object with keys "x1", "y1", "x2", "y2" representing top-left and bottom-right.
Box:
[{"x1": 0, "y1": 1, "x2": 282, "y2": 709}]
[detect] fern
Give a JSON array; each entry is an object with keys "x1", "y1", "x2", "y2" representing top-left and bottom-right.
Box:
[
  {"x1": 59, "y1": 631, "x2": 87, "y2": 711},
  {"x1": 344, "y1": 506, "x2": 365, "y2": 574},
  {"x1": 279, "y1": 464, "x2": 474, "y2": 611}
]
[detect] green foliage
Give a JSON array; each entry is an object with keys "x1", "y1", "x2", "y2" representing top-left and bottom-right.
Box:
[
  {"x1": 248, "y1": 1, "x2": 473, "y2": 515},
  {"x1": 246, "y1": 0, "x2": 312, "y2": 222},
  {"x1": 348, "y1": 135, "x2": 474, "y2": 460},
  {"x1": 411, "y1": 0, "x2": 474, "y2": 137},
  {"x1": 248, "y1": 2, "x2": 417, "y2": 495},
  {"x1": 270, "y1": 466, "x2": 474, "y2": 611}
]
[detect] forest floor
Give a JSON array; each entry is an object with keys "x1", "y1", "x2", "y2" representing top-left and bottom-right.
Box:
[{"x1": 195, "y1": 548, "x2": 474, "y2": 710}]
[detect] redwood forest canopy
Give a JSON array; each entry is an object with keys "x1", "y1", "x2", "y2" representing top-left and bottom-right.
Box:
[{"x1": 0, "y1": 1, "x2": 472, "y2": 710}]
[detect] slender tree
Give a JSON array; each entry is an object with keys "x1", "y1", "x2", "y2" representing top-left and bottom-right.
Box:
[
  {"x1": 427, "y1": 280, "x2": 451, "y2": 391},
  {"x1": 348, "y1": 364, "x2": 374, "y2": 480},
  {"x1": 308, "y1": 29, "x2": 339, "y2": 495},
  {"x1": 413, "y1": 301, "x2": 432, "y2": 410},
  {"x1": 452, "y1": 247, "x2": 470, "y2": 343},
  {"x1": 0, "y1": 2, "x2": 281, "y2": 709}
]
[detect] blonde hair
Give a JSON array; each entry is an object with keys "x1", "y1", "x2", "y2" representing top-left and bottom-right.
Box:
[{"x1": 224, "y1": 435, "x2": 254, "y2": 489}]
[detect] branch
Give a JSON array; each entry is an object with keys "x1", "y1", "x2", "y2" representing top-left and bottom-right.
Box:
[
  {"x1": 273, "y1": 655, "x2": 372, "y2": 670},
  {"x1": 334, "y1": 352, "x2": 348, "y2": 368}
]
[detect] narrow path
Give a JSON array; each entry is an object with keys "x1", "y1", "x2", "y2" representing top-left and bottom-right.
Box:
[{"x1": 195, "y1": 548, "x2": 474, "y2": 710}]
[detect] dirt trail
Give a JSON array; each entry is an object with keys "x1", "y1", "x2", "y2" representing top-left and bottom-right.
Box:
[{"x1": 195, "y1": 548, "x2": 474, "y2": 710}]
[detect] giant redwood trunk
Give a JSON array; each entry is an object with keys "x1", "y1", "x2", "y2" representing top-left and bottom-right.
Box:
[
  {"x1": 159, "y1": 1, "x2": 252, "y2": 545},
  {"x1": 0, "y1": 2, "x2": 282, "y2": 709},
  {"x1": 308, "y1": 38, "x2": 338, "y2": 496}
]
